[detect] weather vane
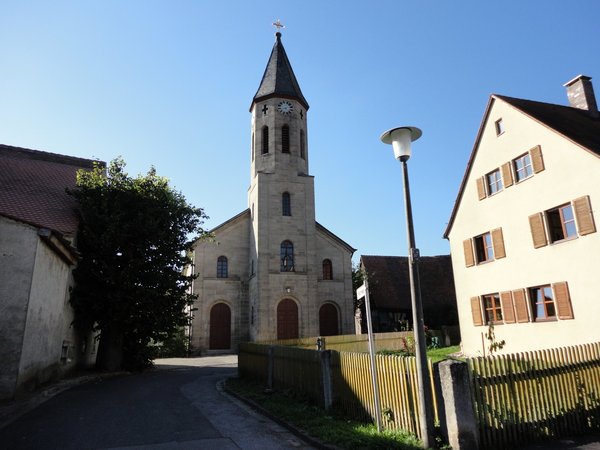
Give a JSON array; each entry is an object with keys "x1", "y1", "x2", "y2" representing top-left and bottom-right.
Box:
[{"x1": 272, "y1": 19, "x2": 285, "y2": 32}]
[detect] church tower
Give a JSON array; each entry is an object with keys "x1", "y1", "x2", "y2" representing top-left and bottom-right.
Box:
[
  {"x1": 189, "y1": 31, "x2": 355, "y2": 354},
  {"x1": 248, "y1": 31, "x2": 317, "y2": 341}
]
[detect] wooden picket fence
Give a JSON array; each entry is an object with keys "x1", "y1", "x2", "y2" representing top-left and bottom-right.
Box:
[
  {"x1": 468, "y1": 342, "x2": 600, "y2": 449},
  {"x1": 238, "y1": 342, "x2": 437, "y2": 439}
]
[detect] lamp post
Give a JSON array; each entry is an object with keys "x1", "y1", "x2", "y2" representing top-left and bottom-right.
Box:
[{"x1": 380, "y1": 126, "x2": 434, "y2": 448}]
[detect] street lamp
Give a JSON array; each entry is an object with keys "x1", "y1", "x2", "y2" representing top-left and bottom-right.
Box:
[{"x1": 380, "y1": 126, "x2": 434, "y2": 448}]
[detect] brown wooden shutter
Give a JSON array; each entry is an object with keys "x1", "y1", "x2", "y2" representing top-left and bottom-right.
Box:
[
  {"x1": 470, "y1": 296, "x2": 483, "y2": 326},
  {"x1": 501, "y1": 162, "x2": 514, "y2": 188},
  {"x1": 529, "y1": 212, "x2": 548, "y2": 248},
  {"x1": 476, "y1": 177, "x2": 487, "y2": 200},
  {"x1": 463, "y1": 239, "x2": 475, "y2": 267},
  {"x1": 530, "y1": 145, "x2": 545, "y2": 173},
  {"x1": 491, "y1": 227, "x2": 506, "y2": 259},
  {"x1": 573, "y1": 195, "x2": 596, "y2": 236},
  {"x1": 553, "y1": 282, "x2": 574, "y2": 320},
  {"x1": 512, "y1": 289, "x2": 530, "y2": 323},
  {"x1": 500, "y1": 291, "x2": 515, "y2": 324}
]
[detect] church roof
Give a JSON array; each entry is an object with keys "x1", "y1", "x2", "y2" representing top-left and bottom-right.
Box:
[
  {"x1": 251, "y1": 32, "x2": 309, "y2": 111},
  {"x1": 0, "y1": 144, "x2": 99, "y2": 236}
]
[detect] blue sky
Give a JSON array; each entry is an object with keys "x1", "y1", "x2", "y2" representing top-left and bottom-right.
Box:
[{"x1": 2, "y1": 1, "x2": 600, "y2": 260}]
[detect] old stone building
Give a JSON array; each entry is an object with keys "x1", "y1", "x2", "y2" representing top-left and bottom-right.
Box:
[{"x1": 189, "y1": 32, "x2": 355, "y2": 354}]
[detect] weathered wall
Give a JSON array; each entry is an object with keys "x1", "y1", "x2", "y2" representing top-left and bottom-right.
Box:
[
  {"x1": 17, "y1": 236, "x2": 78, "y2": 392},
  {"x1": 0, "y1": 217, "x2": 38, "y2": 399}
]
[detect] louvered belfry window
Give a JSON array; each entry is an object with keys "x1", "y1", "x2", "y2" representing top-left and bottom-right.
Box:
[
  {"x1": 282, "y1": 125, "x2": 290, "y2": 153},
  {"x1": 262, "y1": 126, "x2": 269, "y2": 154}
]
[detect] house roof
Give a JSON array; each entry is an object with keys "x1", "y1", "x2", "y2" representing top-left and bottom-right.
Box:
[
  {"x1": 443, "y1": 94, "x2": 600, "y2": 239},
  {"x1": 251, "y1": 32, "x2": 309, "y2": 111},
  {"x1": 360, "y1": 254, "x2": 456, "y2": 311},
  {"x1": 0, "y1": 144, "x2": 98, "y2": 235}
]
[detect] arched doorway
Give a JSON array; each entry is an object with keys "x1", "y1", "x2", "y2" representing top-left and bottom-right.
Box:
[
  {"x1": 209, "y1": 303, "x2": 231, "y2": 350},
  {"x1": 277, "y1": 298, "x2": 299, "y2": 340},
  {"x1": 319, "y1": 303, "x2": 339, "y2": 336}
]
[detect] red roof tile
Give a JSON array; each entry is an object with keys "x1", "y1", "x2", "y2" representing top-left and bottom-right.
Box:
[{"x1": 0, "y1": 144, "x2": 99, "y2": 236}]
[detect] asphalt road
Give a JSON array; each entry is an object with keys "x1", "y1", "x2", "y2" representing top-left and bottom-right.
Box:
[{"x1": 0, "y1": 355, "x2": 315, "y2": 450}]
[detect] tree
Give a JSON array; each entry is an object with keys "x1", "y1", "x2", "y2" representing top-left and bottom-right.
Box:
[{"x1": 68, "y1": 158, "x2": 207, "y2": 371}]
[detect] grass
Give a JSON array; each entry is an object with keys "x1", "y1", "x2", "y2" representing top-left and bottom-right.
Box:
[
  {"x1": 378, "y1": 345, "x2": 462, "y2": 363},
  {"x1": 225, "y1": 377, "x2": 425, "y2": 450}
]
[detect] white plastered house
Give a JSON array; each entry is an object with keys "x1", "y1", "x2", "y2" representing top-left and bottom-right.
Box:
[{"x1": 444, "y1": 75, "x2": 600, "y2": 356}]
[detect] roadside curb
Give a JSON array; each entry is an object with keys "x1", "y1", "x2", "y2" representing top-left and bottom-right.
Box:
[
  {"x1": 0, "y1": 371, "x2": 128, "y2": 431},
  {"x1": 220, "y1": 377, "x2": 341, "y2": 450}
]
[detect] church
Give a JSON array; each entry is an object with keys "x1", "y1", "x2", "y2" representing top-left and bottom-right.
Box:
[{"x1": 189, "y1": 31, "x2": 356, "y2": 354}]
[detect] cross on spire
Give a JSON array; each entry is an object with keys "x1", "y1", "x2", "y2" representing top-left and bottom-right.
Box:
[{"x1": 272, "y1": 19, "x2": 285, "y2": 32}]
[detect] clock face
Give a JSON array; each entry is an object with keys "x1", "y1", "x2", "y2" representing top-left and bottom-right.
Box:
[{"x1": 277, "y1": 101, "x2": 294, "y2": 115}]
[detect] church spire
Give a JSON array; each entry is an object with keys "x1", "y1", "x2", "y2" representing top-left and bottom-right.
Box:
[{"x1": 251, "y1": 32, "x2": 309, "y2": 111}]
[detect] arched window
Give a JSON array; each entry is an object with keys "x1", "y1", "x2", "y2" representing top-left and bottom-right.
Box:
[
  {"x1": 251, "y1": 132, "x2": 255, "y2": 161},
  {"x1": 300, "y1": 129, "x2": 305, "y2": 159},
  {"x1": 280, "y1": 240, "x2": 294, "y2": 272},
  {"x1": 217, "y1": 256, "x2": 228, "y2": 278},
  {"x1": 282, "y1": 192, "x2": 291, "y2": 216},
  {"x1": 262, "y1": 126, "x2": 269, "y2": 154},
  {"x1": 282, "y1": 125, "x2": 290, "y2": 153},
  {"x1": 322, "y1": 259, "x2": 333, "y2": 280}
]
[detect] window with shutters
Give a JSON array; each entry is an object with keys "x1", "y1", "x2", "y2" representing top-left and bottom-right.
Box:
[
  {"x1": 513, "y1": 153, "x2": 533, "y2": 182},
  {"x1": 300, "y1": 130, "x2": 305, "y2": 159},
  {"x1": 262, "y1": 126, "x2": 269, "y2": 154},
  {"x1": 486, "y1": 169, "x2": 503, "y2": 195},
  {"x1": 547, "y1": 204, "x2": 577, "y2": 243},
  {"x1": 474, "y1": 232, "x2": 494, "y2": 264},
  {"x1": 483, "y1": 293, "x2": 503, "y2": 324},
  {"x1": 282, "y1": 125, "x2": 290, "y2": 153},
  {"x1": 464, "y1": 228, "x2": 505, "y2": 267},
  {"x1": 530, "y1": 196, "x2": 596, "y2": 248},
  {"x1": 529, "y1": 285, "x2": 556, "y2": 321}
]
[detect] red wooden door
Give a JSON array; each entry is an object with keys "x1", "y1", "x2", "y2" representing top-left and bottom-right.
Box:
[
  {"x1": 319, "y1": 303, "x2": 339, "y2": 336},
  {"x1": 277, "y1": 298, "x2": 299, "y2": 340},
  {"x1": 209, "y1": 303, "x2": 231, "y2": 349}
]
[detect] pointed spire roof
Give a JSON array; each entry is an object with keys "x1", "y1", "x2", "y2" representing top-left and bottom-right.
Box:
[{"x1": 251, "y1": 32, "x2": 309, "y2": 111}]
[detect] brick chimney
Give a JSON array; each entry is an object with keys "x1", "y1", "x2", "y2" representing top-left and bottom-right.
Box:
[{"x1": 564, "y1": 75, "x2": 599, "y2": 118}]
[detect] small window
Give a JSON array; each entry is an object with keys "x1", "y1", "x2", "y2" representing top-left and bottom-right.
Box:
[
  {"x1": 280, "y1": 240, "x2": 294, "y2": 272},
  {"x1": 495, "y1": 118, "x2": 505, "y2": 136},
  {"x1": 282, "y1": 125, "x2": 290, "y2": 153},
  {"x1": 547, "y1": 204, "x2": 576, "y2": 243},
  {"x1": 322, "y1": 259, "x2": 332, "y2": 280},
  {"x1": 251, "y1": 132, "x2": 255, "y2": 161},
  {"x1": 217, "y1": 256, "x2": 228, "y2": 278},
  {"x1": 282, "y1": 192, "x2": 291, "y2": 216},
  {"x1": 262, "y1": 126, "x2": 269, "y2": 154},
  {"x1": 529, "y1": 285, "x2": 556, "y2": 321},
  {"x1": 474, "y1": 232, "x2": 494, "y2": 264},
  {"x1": 486, "y1": 169, "x2": 503, "y2": 195},
  {"x1": 483, "y1": 294, "x2": 503, "y2": 324},
  {"x1": 300, "y1": 130, "x2": 305, "y2": 159},
  {"x1": 513, "y1": 153, "x2": 533, "y2": 182}
]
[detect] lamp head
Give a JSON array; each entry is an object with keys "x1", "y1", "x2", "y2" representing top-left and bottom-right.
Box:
[{"x1": 380, "y1": 126, "x2": 422, "y2": 161}]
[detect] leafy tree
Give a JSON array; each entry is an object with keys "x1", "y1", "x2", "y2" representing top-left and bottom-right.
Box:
[{"x1": 68, "y1": 158, "x2": 207, "y2": 371}]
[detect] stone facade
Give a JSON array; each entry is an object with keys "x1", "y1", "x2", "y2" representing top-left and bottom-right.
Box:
[{"x1": 189, "y1": 33, "x2": 355, "y2": 354}]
